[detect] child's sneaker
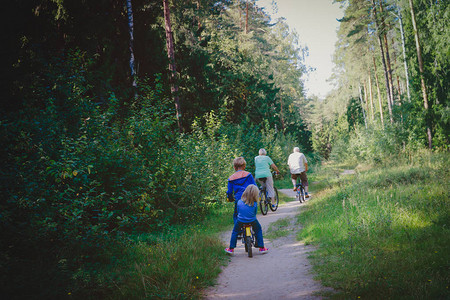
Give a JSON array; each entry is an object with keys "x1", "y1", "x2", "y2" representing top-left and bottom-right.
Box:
[
  {"x1": 259, "y1": 247, "x2": 269, "y2": 254},
  {"x1": 305, "y1": 193, "x2": 310, "y2": 198},
  {"x1": 224, "y1": 248, "x2": 234, "y2": 255}
]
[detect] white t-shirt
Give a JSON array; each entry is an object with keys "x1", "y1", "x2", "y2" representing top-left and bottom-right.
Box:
[{"x1": 287, "y1": 152, "x2": 307, "y2": 174}]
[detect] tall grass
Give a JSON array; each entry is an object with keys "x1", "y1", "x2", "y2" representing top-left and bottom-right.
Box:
[
  {"x1": 64, "y1": 204, "x2": 234, "y2": 300},
  {"x1": 298, "y1": 151, "x2": 450, "y2": 299}
]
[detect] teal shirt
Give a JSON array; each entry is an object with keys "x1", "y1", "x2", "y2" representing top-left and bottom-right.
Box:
[{"x1": 254, "y1": 155, "x2": 274, "y2": 179}]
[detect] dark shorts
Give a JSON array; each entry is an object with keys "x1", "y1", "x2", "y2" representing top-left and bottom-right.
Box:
[{"x1": 291, "y1": 172, "x2": 308, "y2": 186}]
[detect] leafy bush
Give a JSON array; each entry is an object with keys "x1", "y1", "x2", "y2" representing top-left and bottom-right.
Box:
[{"x1": 330, "y1": 122, "x2": 427, "y2": 165}]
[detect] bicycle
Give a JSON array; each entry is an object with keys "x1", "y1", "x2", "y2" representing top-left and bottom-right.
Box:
[
  {"x1": 241, "y1": 223, "x2": 257, "y2": 257},
  {"x1": 258, "y1": 171, "x2": 279, "y2": 215},
  {"x1": 295, "y1": 181, "x2": 306, "y2": 203}
]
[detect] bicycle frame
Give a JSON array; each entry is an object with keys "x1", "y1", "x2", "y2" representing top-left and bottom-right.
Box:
[{"x1": 244, "y1": 225, "x2": 252, "y2": 237}]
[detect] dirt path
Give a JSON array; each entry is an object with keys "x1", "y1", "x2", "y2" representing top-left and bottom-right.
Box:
[{"x1": 203, "y1": 190, "x2": 330, "y2": 299}]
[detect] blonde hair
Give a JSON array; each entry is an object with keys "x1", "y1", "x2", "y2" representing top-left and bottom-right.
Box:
[
  {"x1": 233, "y1": 157, "x2": 246, "y2": 170},
  {"x1": 241, "y1": 184, "x2": 259, "y2": 206}
]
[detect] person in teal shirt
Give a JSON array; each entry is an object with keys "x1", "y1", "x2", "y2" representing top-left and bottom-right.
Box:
[{"x1": 254, "y1": 148, "x2": 280, "y2": 206}]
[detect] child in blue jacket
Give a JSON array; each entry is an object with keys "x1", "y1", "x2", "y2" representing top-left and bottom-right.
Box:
[
  {"x1": 227, "y1": 157, "x2": 256, "y2": 223},
  {"x1": 225, "y1": 184, "x2": 268, "y2": 255}
]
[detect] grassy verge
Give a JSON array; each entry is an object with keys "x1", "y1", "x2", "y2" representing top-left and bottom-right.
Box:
[
  {"x1": 297, "y1": 151, "x2": 450, "y2": 299},
  {"x1": 69, "y1": 204, "x2": 234, "y2": 299}
]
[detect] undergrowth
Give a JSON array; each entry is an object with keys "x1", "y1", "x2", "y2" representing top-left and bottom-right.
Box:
[
  {"x1": 298, "y1": 151, "x2": 450, "y2": 299},
  {"x1": 64, "y1": 204, "x2": 234, "y2": 300}
]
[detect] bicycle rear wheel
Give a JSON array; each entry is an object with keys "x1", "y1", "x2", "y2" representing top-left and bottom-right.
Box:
[
  {"x1": 298, "y1": 185, "x2": 306, "y2": 203},
  {"x1": 269, "y1": 187, "x2": 279, "y2": 211},
  {"x1": 245, "y1": 236, "x2": 253, "y2": 257},
  {"x1": 259, "y1": 189, "x2": 268, "y2": 215}
]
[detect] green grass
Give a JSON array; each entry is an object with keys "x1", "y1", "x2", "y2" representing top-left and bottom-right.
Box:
[
  {"x1": 277, "y1": 191, "x2": 295, "y2": 203},
  {"x1": 274, "y1": 174, "x2": 293, "y2": 189},
  {"x1": 67, "y1": 204, "x2": 235, "y2": 299},
  {"x1": 265, "y1": 217, "x2": 292, "y2": 240},
  {"x1": 297, "y1": 151, "x2": 450, "y2": 299}
]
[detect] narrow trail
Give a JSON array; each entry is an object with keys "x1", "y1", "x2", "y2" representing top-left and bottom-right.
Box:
[{"x1": 203, "y1": 190, "x2": 331, "y2": 299}]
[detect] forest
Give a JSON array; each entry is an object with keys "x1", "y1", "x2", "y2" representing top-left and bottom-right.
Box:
[{"x1": 0, "y1": 0, "x2": 448, "y2": 299}]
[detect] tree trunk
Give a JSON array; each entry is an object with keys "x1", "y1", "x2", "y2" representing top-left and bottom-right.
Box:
[
  {"x1": 371, "y1": 0, "x2": 393, "y2": 123},
  {"x1": 163, "y1": 0, "x2": 182, "y2": 131},
  {"x1": 279, "y1": 95, "x2": 285, "y2": 130},
  {"x1": 245, "y1": 1, "x2": 249, "y2": 34},
  {"x1": 239, "y1": 6, "x2": 242, "y2": 30},
  {"x1": 363, "y1": 81, "x2": 369, "y2": 120},
  {"x1": 397, "y1": 0, "x2": 411, "y2": 102},
  {"x1": 391, "y1": 36, "x2": 402, "y2": 104},
  {"x1": 126, "y1": 0, "x2": 137, "y2": 98},
  {"x1": 373, "y1": 55, "x2": 384, "y2": 126},
  {"x1": 359, "y1": 85, "x2": 368, "y2": 129},
  {"x1": 379, "y1": 0, "x2": 395, "y2": 107},
  {"x1": 196, "y1": 0, "x2": 201, "y2": 40},
  {"x1": 368, "y1": 73, "x2": 375, "y2": 120},
  {"x1": 408, "y1": 0, "x2": 432, "y2": 148}
]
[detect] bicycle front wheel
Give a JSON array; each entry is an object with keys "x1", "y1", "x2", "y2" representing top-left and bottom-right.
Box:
[
  {"x1": 269, "y1": 187, "x2": 279, "y2": 211},
  {"x1": 259, "y1": 189, "x2": 268, "y2": 215}
]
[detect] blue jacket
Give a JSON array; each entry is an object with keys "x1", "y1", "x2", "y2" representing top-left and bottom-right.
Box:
[
  {"x1": 236, "y1": 200, "x2": 258, "y2": 223},
  {"x1": 226, "y1": 171, "x2": 256, "y2": 202}
]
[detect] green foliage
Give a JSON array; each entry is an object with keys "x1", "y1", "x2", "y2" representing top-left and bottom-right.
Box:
[
  {"x1": 330, "y1": 121, "x2": 425, "y2": 165},
  {"x1": 1, "y1": 53, "x2": 303, "y2": 297},
  {"x1": 298, "y1": 151, "x2": 450, "y2": 299},
  {"x1": 322, "y1": 0, "x2": 449, "y2": 156},
  {"x1": 1, "y1": 0, "x2": 313, "y2": 297},
  {"x1": 346, "y1": 97, "x2": 365, "y2": 129}
]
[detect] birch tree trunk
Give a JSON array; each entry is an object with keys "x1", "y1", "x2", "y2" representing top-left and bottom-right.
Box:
[
  {"x1": 163, "y1": 0, "x2": 182, "y2": 131},
  {"x1": 126, "y1": 0, "x2": 137, "y2": 98},
  {"x1": 408, "y1": 0, "x2": 432, "y2": 148},
  {"x1": 373, "y1": 56, "x2": 384, "y2": 126},
  {"x1": 372, "y1": 0, "x2": 393, "y2": 123},
  {"x1": 368, "y1": 73, "x2": 375, "y2": 121}
]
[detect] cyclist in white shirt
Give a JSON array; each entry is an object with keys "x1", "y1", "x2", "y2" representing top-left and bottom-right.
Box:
[{"x1": 287, "y1": 147, "x2": 309, "y2": 198}]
